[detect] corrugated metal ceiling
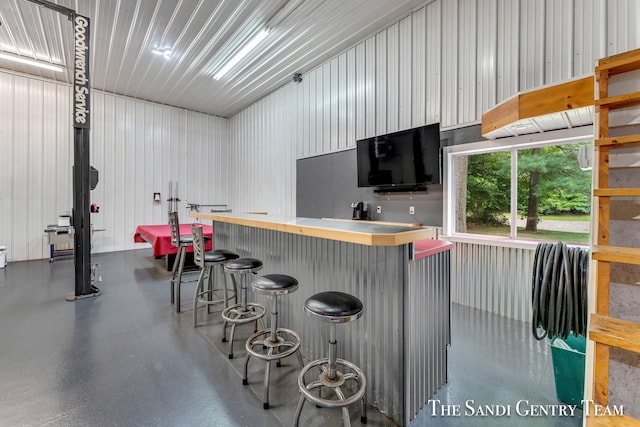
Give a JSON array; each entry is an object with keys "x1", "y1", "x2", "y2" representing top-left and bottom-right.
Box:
[{"x1": 0, "y1": 0, "x2": 429, "y2": 118}]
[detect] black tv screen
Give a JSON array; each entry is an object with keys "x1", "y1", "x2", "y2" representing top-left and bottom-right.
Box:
[{"x1": 356, "y1": 123, "x2": 441, "y2": 189}]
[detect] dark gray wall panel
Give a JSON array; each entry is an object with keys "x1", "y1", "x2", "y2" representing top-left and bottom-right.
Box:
[
  {"x1": 297, "y1": 148, "x2": 443, "y2": 226},
  {"x1": 296, "y1": 149, "x2": 369, "y2": 220}
]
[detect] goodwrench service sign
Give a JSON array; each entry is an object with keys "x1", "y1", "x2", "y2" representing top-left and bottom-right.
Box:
[{"x1": 73, "y1": 15, "x2": 90, "y2": 129}]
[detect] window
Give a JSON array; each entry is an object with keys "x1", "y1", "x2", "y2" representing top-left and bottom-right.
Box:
[{"x1": 445, "y1": 128, "x2": 593, "y2": 244}]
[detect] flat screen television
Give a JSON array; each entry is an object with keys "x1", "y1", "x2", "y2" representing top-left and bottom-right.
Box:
[{"x1": 356, "y1": 123, "x2": 441, "y2": 191}]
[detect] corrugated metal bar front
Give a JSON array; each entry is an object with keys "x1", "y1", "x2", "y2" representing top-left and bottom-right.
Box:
[
  {"x1": 451, "y1": 241, "x2": 535, "y2": 323},
  {"x1": 214, "y1": 221, "x2": 450, "y2": 425},
  {"x1": 406, "y1": 249, "x2": 451, "y2": 422}
]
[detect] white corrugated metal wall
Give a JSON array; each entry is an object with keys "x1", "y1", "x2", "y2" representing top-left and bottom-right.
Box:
[
  {"x1": 451, "y1": 242, "x2": 535, "y2": 322},
  {"x1": 90, "y1": 92, "x2": 230, "y2": 255},
  {"x1": 228, "y1": 85, "x2": 297, "y2": 216},
  {"x1": 0, "y1": 71, "x2": 230, "y2": 262},
  {"x1": 228, "y1": 0, "x2": 640, "y2": 215},
  {"x1": 0, "y1": 74, "x2": 72, "y2": 263}
]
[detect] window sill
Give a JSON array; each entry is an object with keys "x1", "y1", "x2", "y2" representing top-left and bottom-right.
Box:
[{"x1": 441, "y1": 233, "x2": 590, "y2": 251}]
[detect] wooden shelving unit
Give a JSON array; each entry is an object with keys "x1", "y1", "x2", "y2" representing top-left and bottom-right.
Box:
[{"x1": 588, "y1": 47, "x2": 640, "y2": 425}]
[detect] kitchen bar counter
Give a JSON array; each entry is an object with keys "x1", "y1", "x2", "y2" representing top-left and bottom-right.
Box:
[
  {"x1": 190, "y1": 212, "x2": 434, "y2": 246},
  {"x1": 190, "y1": 212, "x2": 451, "y2": 425}
]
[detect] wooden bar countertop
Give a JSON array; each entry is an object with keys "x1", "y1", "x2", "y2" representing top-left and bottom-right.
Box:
[{"x1": 189, "y1": 212, "x2": 435, "y2": 247}]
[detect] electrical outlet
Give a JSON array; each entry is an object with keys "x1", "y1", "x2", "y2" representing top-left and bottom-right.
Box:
[
  {"x1": 409, "y1": 206, "x2": 415, "y2": 215},
  {"x1": 376, "y1": 206, "x2": 382, "y2": 214}
]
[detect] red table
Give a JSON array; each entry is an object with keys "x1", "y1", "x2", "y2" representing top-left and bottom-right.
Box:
[{"x1": 134, "y1": 223, "x2": 213, "y2": 257}]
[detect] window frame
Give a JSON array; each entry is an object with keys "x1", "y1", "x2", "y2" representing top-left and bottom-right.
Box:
[{"x1": 442, "y1": 126, "x2": 594, "y2": 248}]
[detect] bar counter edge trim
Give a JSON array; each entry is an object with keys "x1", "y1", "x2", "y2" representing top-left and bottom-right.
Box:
[{"x1": 190, "y1": 212, "x2": 435, "y2": 247}]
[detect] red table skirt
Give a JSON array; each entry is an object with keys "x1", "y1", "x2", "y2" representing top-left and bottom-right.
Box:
[{"x1": 134, "y1": 223, "x2": 213, "y2": 256}]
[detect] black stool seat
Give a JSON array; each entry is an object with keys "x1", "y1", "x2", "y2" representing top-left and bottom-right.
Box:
[
  {"x1": 180, "y1": 235, "x2": 211, "y2": 245},
  {"x1": 178, "y1": 235, "x2": 193, "y2": 245},
  {"x1": 252, "y1": 274, "x2": 299, "y2": 295},
  {"x1": 204, "y1": 249, "x2": 240, "y2": 263},
  {"x1": 305, "y1": 291, "x2": 363, "y2": 322},
  {"x1": 225, "y1": 257, "x2": 263, "y2": 272}
]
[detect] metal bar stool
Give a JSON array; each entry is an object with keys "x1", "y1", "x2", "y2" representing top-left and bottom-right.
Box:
[
  {"x1": 294, "y1": 291, "x2": 367, "y2": 427},
  {"x1": 168, "y1": 211, "x2": 201, "y2": 312},
  {"x1": 191, "y1": 224, "x2": 239, "y2": 327},
  {"x1": 221, "y1": 258, "x2": 265, "y2": 359},
  {"x1": 242, "y1": 274, "x2": 304, "y2": 409}
]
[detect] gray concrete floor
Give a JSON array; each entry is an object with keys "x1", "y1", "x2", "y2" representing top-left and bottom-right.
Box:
[
  {"x1": 417, "y1": 303, "x2": 583, "y2": 426},
  {"x1": 0, "y1": 250, "x2": 582, "y2": 426}
]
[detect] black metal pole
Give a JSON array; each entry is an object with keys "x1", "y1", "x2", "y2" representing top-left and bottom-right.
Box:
[{"x1": 72, "y1": 127, "x2": 95, "y2": 297}]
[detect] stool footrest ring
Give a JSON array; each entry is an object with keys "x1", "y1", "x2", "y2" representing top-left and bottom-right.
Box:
[
  {"x1": 297, "y1": 357, "x2": 367, "y2": 408},
  {"x1": 245, "y1": 328, "x2": 302, "y2": 361},
  {"x1": 221, "y1": 303, "x2": 265, "y2": 324}
]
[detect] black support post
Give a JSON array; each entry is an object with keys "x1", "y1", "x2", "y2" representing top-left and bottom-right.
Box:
[
  {"x1": 72, "y1": 128, "x2": 94, "y2": 296},
  {"x1": 72, "y1": 127, "x2": 97, "y2": 298}
]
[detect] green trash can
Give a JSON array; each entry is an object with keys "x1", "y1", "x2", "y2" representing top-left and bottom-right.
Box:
[{"x1": 548, "y1": 335, "x2": 586, "y2": 408}]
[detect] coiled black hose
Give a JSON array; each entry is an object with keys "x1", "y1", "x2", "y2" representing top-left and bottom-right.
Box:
[{"x1": 531, "y1": 241, "x2": 589, "y2": 340}]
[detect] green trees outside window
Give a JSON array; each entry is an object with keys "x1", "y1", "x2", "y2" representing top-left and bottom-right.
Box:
[{"x1": 456, "y1": 142, "x2": 592, "y2": 243}]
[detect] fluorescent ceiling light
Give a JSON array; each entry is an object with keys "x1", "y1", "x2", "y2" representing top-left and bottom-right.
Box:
[
  {"x1": 214, "y1": 29, "x2": 270, "y2": 80},
  {"x1": 152, "y1": 48, "x2": 172, "y2": 59},
  {"x1": 0, "y1": 51, "x2": 64, "y2": 72}
]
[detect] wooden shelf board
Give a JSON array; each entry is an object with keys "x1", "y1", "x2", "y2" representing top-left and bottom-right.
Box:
[
  {"x1": 596, "y1": 91, "x2": 640, "y2": 110},
  {"x1": 592, "y1": 245, "x2": 640, "y2": 265},
  {"x1": 594, "y1": 188, "x2": 640, "y2": 197},
  {"x1": 589, "y1": 313, "x2": 640, "y2": 354},
  {"x1": 595, "y1": 135, "x2": 640, "y2": 148},
  {"x1": 596, "y1": 47, "x2": 640, "y2": 76}
]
